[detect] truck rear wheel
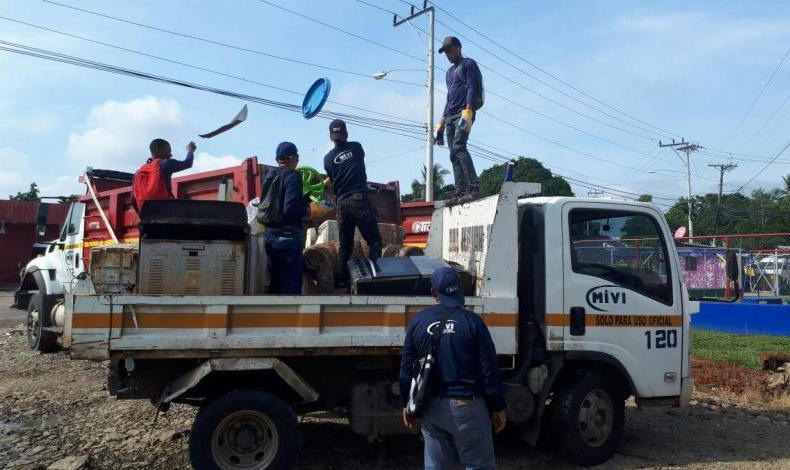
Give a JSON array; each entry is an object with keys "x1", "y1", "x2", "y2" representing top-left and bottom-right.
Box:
[
  {"x1": 190, "y1": 389, "x2": 300, "y2": 470},
  {"x1": 550, "y1": 370, "x2": 624, "y2": 467},
  {"x1": 26, "y1": 293, "x2": 58, "y2": 352}
]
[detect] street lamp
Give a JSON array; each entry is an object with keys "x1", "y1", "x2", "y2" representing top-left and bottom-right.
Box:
[{"x1": 372, "y1": 69, "x2": 424, "y2": 80}]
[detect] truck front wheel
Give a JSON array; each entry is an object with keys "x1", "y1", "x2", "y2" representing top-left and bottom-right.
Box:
[
  {"x1": 550, "y1": 370, "x2": 625, "y2": 466},
  {"x1": 190, "y1": 389, "x2": 300, "y2": 470},
  {"x1": 26, "y1": 293, "x2": 58, "y2": 352}
]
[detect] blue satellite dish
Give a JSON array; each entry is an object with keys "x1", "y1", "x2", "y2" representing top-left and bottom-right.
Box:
[{"x1": 302, "y1": 77, "x2": 331, "y2": 119}]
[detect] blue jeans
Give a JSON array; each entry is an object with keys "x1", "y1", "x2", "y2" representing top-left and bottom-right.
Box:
[
  {"x1": 421, "y1": 397, "x2": 495, "y2": 470},
  {"x1": 264, "y1": 229, "x2": 303, "y2": 294},
  {"x1": 445, "y1": 111, "x2": 478, "y2": 193}
]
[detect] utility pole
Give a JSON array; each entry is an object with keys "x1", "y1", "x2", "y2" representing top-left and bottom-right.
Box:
[
  {"x1": 659, "y1": 138, "x2": 700, "y2": 239},
  {"x1": 393, "y1": 1, "x2": 435, "y2": 201},
  {"x1": 708, "y1": 162, "x2": 737, "y2": 235}
]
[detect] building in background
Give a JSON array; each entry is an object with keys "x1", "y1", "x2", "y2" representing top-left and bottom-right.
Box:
[{"x1": 0, "y1": 200, "x2": 69, "y2": 286}]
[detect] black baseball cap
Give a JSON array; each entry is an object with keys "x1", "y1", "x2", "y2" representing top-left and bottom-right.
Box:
[
  {"x1": 329, "y1": 119, "x2": 348, "y2": 141},
  {"x1": 438, "y1": 36, "x2": 461, "y2": 53},
  {"x1": 431, "y1": 266, "x2": 464, "y2": 308}
]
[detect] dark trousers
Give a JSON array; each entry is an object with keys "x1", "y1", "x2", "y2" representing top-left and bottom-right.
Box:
[
  {"x1": 445, "y1": 111, "x2": 478, "y2": 193},
  {"x1": 264, "y1": 229, "x2": 303, "y2": 295},
  {"x1": 337, "y1": 198, "x2": 382, "y2": 283}
]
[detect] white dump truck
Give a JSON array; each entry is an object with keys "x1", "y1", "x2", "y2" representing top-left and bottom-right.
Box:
[{"x1": 60, "y1": 183, "x2": 704, "y2": 469}]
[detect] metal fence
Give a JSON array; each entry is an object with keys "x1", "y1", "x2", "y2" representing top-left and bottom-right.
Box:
[{"x1": 676, "y1": 233, "x2": 790, "y2": 300}]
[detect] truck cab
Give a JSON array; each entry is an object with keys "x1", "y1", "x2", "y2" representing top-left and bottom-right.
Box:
[{"x1": 60, "y1": 183, "x2": 694, "y2": 469}]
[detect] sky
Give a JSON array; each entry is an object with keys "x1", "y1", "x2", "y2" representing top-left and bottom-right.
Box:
[{"x1": 2, "y1": 0, "x2": 790, "y2": 211}]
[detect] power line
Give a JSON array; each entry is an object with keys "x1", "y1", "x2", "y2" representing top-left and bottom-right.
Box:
[
  {"x1": 256, "y1": 0, "x2": 426, "y2": 63},
  {"x1": 41, "y1": 0, "x2": 425, "y2": 87},
  {"x1": 736, "y1": 139, "x2": 790, "y2": 191},
  {"x1": 0, "y1": 40, "x2": 427, "y2": 138},
  {"x1": 367, "y1": 145, "x2": 425, "y2": 164},
  {"x1": 720, "y1": 44, "x2": 790, "y2": 149},
  {"x1": 354, "y1": 0, "x2": 664, "y2": 143},
  {"x1": 426, "y1": 0, "x2": 681, "y2": 139},
  {"x1": 0, "y1": 15, "x2": 424, "y2": 126},
  {"x1": 735, "y1": 90, "x2": 790, "y2": 152}
]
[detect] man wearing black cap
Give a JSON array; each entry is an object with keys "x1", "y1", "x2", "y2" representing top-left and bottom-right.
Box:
[
  {"x1": 261, "y1": 141, "x2": 310, "y2": 294},
  {"x1": 436, "y1": 36, "x2": 484, "y2": 202},
  {"x1": 400, "y1": 266, "x2": 506, "y2": 470},
  {"x1": 323, "y1": 119, "x2": 383, "y2": 288}
]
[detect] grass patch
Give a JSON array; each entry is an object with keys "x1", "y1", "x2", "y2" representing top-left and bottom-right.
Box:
[{"x1": 692, "y1": 329, "x2": 790, "y2": 369}]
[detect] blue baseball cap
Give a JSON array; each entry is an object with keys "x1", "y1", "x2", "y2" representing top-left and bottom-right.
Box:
[
  {"x1": 276, "y1": 141, "x2": 298, "y2": 160},
  {"x1": 431, "y1": 266, "x2": 464, "y2": 308}
]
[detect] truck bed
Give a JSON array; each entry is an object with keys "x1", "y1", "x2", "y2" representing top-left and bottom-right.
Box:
[{"x1": 65, "y1": 294, "x2": 518, "y2": 361}]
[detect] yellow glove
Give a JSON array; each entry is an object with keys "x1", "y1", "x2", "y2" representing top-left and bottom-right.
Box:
[{"x1": 461, "y1": 109, "x2": 474, "y2": 132}]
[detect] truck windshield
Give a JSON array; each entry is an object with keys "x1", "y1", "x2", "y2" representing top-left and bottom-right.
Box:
[{"x1": 569, "y1": 209, "x2": 673, "y2": 306}]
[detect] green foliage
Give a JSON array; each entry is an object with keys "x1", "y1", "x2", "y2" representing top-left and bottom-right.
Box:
[
  {"x1": 664, "y1": 189, "x2": 789, "y2": 237},
  {"x1": 401, "y1": 164, "x2": 455, "y2": 202},
  {"x1": 637, "y1": 194, "x2": 653, "y2": 202},
  {"x1": 477, "y1": 157, "x2": 573, "y2": 197},
  {"x1": 692, "y1": 329, "x2": 790, "y2": 370},
  {"x1": 9, "y1": 182, "x2": 40, "y2": 201}
]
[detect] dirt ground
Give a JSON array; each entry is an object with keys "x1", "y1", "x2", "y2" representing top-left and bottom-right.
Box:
[{"x1": 1, "y1": 296, "x2": 790, "y2": 469}]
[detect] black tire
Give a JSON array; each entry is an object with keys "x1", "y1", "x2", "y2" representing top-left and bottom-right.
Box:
[
  {"x1": 26, "y1": 293, "x2": 58, "y2": 352},
  {"x1": 550, "y1": 370, "x2": 625, "y2": 467},
  {"x1": 190, "y1": 389, "x2": 300, "y2": 470}
]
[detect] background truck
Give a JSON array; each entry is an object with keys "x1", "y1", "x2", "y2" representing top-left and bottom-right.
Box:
[
  {"x1": 61, "y1": 182, "x2": 703, "y2": 469},
  {"x1": 13, "y1": 157, "x2": 401, "y2": 351}
]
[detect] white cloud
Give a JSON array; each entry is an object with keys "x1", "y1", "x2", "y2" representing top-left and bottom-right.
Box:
[
  {"x1": 0, "y1": 148, "x2": 29, "y2": 165},
  {"x1": 0, "y1": 109, "x2": 60, "y2": 135},
  {"x1": 184, "y1": 152, "x2": 243, "y2": 175},
  {"x1": 39, "y1": 174, "x2": 84, "y2": 198},
  {"x1": 0, "y1": 171, "x2": 24, "y2": 198},
  {"x1": 66, "y1": 96, "x2": 184, "y2": 170}
]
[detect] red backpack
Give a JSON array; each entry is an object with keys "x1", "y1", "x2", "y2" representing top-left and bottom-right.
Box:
[{"x1": 133, "y1": 158, "x2": 170, "y2": 211}]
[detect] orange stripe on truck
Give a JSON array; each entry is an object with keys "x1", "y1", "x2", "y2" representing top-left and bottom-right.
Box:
[
  {"x1": 72, "y1": 311, "x2": 518, "y2": 329},
  {"x1": 545, "y1": 313, "x2": 682, "y2": 328}
]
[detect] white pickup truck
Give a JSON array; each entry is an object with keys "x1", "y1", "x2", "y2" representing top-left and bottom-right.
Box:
[{"x1": 61, "y1": 183, "x2": 699, "y2": 469}]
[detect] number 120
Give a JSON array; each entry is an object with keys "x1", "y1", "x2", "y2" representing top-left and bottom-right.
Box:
[{"x1": 645, "y1": 329, "x2": 677, "y2": 349}]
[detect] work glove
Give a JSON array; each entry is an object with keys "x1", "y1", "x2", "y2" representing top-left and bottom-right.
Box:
[
  {"x1": 434, "y1": 126, "x2": 445, "y2": 146},
  {"x1": 461, "y1": 109, "x2": 474, "y2": 133}
]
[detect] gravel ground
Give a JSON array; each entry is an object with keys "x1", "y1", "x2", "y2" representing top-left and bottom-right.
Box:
[{"x1": 1, "y1": 295, "x2": 790, "y2": 469}]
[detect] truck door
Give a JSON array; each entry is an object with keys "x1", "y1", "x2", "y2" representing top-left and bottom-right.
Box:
[
  {"x1": 53, "y1": 202, "x2": 86, "y2": 289},
  {"x1": 561, "y1": 203, "x2": 683, "y2": 398}
]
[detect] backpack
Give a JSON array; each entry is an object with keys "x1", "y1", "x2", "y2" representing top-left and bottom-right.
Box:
[
  {"x1": 133, "y1": 158, "x2": 170, "y2": 211},
  {"x1": 406, "y1": 308, "x2": 456, "y2": 418},
  {"x1": 455, "y1": 59, "x2": 485, "y2": 110},
  {"x1": 257, "y1": 172, "x2": 285, "y2": 227}
]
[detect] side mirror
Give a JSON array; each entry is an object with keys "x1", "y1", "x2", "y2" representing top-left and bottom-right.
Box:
[
  {"x1": 726, "y1": 250, "x2": 739, "y2": 281},
  {"x1": 35, "y1": 203, "x2": 49, "y2": 237}
]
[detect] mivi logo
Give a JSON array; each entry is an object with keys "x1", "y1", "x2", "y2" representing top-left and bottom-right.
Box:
[
  {"x1": 586, "y1": 285, "x2": 627, "y2": 312},
  {"x1": 427, "y1": 320, "x2": 457, "y2": 335}
]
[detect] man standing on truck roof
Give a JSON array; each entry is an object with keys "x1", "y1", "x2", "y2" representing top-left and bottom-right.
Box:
[
  {"x1": 400, "y1": 266, "x2": 506, "y2": 470},
  {"x1": 132, "y1": 139, "x2": 196, "y2": 211},
  {"x1": 323, "y1": 119, "x2": 382, "y2": 289},
  {"x1": 435, "y1": 36, "x2": 484, "y2": 203},
  {"x1": 260, "y1": 142, "x2": 310, "y2": 295}
]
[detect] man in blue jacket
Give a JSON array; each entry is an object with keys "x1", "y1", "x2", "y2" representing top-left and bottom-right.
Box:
[
  {"x1": 263, "y1": 141, "x2": 310, "y2": 294},
  {"x1": 435, "y1": 36, "x2": 483, "y2": 202},
  {"x1": 323, "y1": 119, "x2": 382, "y2": 288},
  {"x1": 400, "y1": 266, "x2": 506, "y2": 470}
]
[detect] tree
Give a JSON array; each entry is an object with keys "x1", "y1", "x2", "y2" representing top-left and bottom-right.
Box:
[
  {"x1": 637, "y1": 194, "x2": 653, "y2": 203},
  {"x1": 477, "y1": 157, "x2": 573, "y2": 197},
  {"x1": 401, "y1": 164, "x2": 455, "y2": 202},
  {"x1": 9, "y1": 182, "x2": 40, "y2": 201}
]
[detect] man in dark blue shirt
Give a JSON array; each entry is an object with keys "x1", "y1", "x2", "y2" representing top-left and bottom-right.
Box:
[
  {"x1": 323, "y1": 119, "x2": 382, "y2": 288},
  {"x1": 400, "y1": 266, "x2": 506, "y2": 470},
  {"x1": 436, "y1": 36, "x2": 483, "y2": 202},
  {"x1": 263, "y1": 141, "x2": 310, "y2": 294}
]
